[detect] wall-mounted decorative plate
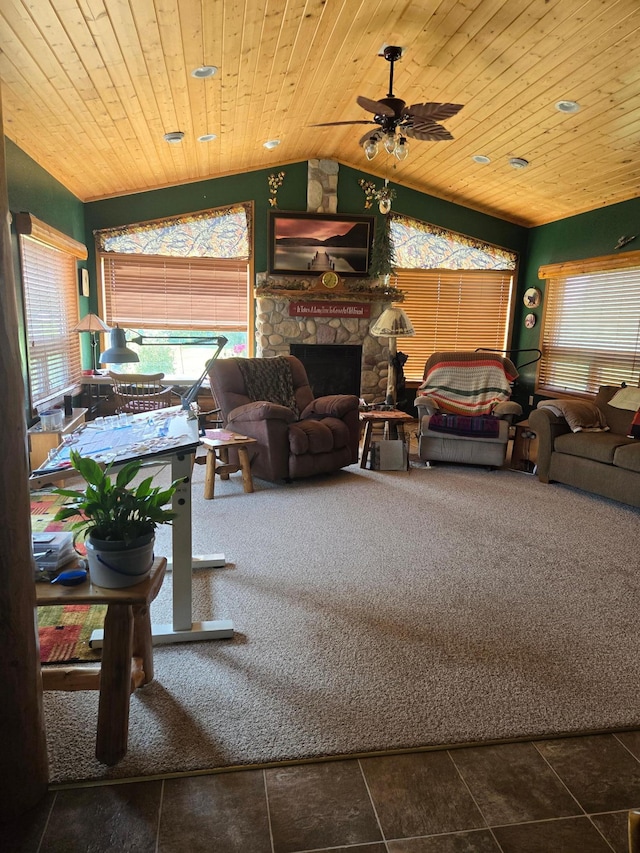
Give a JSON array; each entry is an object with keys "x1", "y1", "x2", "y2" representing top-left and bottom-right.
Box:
[
  {"x1": 523, "y1": 287, "x2": 541, "y2": 308},
  {"x1": 524, "y1": 313, "x2": 536, "y2": 329}
]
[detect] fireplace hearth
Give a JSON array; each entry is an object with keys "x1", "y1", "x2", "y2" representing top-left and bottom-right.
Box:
[{"x1": 290, "y1": 344, "x2": 362, "y2": 398}]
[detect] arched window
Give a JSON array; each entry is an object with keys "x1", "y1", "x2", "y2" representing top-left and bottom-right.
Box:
[
  {"x1": 389, "y1": 214, "x2": 518, "y2": 380},
  {"x1": 95, "y1": 204, "x2": 252, "y2": 375}
]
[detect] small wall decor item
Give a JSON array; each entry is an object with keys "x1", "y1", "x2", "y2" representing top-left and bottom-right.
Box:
[
  {"x1": 523, "y1": 287, "x2": 541, "y2": 308},
  {"x1": 358, "y1": 178, "x2": 396, "y2": 213},
  {"x1": 524, "y1": 313, "x2": 536, "y2": 328},
  {"x1": 267, "y1": 171, "x2": 285, "y2": 208},
  {"x1": 614, "y1": 234, "x2": 636, "y2": 250}
]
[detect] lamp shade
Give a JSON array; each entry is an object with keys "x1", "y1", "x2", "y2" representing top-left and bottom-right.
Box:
[
  {"x1": 72, "y1": 313, "x2": 111, "y2": 333},
  {"x1": 99, "y1": 327, "x2": 139, "y2": 364},
  {"x1": 370, "y1": 307, "x2": 415, "y2": 339}
]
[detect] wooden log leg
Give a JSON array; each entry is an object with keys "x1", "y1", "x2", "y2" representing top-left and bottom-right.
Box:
[
  {"x1": 237, "y1": 446, "x2": 254, "y2": 493},
  {"x1": 132, "y1": 603, "x2": 153, "y2": 685},
  {"x1": 204, "y1": 449, "x2": 216, "y2": 500},
  {"x1": 96, "y1": 603, "x2": 133, "y2": 766},
  {"x1": 219, "y1": 447, "x2": 230, "y2": 480},
  {"x1": 360, "y1": 422, "x2": 373, "y2": 468}
]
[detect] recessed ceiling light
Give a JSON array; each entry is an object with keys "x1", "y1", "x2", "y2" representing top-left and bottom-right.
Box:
[
  {"x1": 555, "y1": 100, "x2": 580, "y2": 113},
  {"x1": 472, "y1": 154, "x2": 491, "y2": 164},
  {"x1": 509, "y1": 157, "x2": 529, "y2": 169},
  {"x1": 163, "y1": 131, "x2": 185, "y2": 144},
  {"x1": 197, "y1": 133, "x2": 217, "y2": 142},
  {"x1": 191, "y1": 66, "x2": 217, "y2": 79},
  {"x1": 263, "y1": 139, "x2": 280, "y2": 150}
]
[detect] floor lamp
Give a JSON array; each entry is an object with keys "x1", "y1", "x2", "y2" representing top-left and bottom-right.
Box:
[
  {"x1": 370, "y1": 306, "x2": 415, "y2": 406},
  {"x1": 72, "y1": 313, "x2": 111, "y2": 374}
]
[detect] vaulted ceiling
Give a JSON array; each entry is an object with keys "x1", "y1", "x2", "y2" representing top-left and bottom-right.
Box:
[{"x1": 1, "y1": 0, "x2": 639, "y2": 227}]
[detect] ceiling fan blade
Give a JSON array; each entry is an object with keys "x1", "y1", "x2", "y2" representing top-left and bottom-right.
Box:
[
  {"x1": 310, "y1": 120, "x2": 376, "y2": 127},
  {"x1": 356, "y1": 95, "x2": 395, "y2": 117},
  {"x1": 358, "y1": 129, "x2": 381, "y2": 146},
  {"x1": 405, "y1": 123, "x2": 454, "y2": 141},
  {"x1": 406, "y1": 102, "x2": 463, "y2": 122}
]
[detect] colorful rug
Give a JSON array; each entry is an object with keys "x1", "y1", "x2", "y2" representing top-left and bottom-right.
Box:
[
  {"x1": 38, "y1": 604, "x2": 105, "y2": 664},
  {"x1": 31, "y1": 490, "x2": 104, "y2": 664}
]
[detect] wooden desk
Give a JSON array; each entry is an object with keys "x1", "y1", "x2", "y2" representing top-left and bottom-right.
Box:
[
  {"x1": 37, "y1": 557, "x2": 167, "y2": 765},
  {"x1": 360, "y1": 410, "x2": 413, "y2": 469},
  {"x1": 201, "y1": 430, "x2": 258, "y2": 499},
  {"x1": 28, "y1": 408, "x2": 87, "y2": 470}
]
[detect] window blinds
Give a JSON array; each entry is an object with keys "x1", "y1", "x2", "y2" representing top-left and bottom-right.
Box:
[
  {"x1": 393, "y1": 269, "x2": 514, "y2": 380},
  {"x1": 101, "y1": 254, "x2": 249, "y2": 331},
  {"x1": 20, "y1": 235, "x2": 82, "y2": 409},
  {"x1": 537, "y1": 260, "x2": 640, "y2": 395}
]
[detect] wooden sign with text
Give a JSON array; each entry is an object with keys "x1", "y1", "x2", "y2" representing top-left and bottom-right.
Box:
[{"x1": 289, "y1": 302, "x2": 371, "y2": 318}]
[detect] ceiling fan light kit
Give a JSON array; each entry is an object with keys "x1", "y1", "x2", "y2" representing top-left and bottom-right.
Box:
[{"x1": 313, "y1": 45, "x2": 462, "y2": 163}]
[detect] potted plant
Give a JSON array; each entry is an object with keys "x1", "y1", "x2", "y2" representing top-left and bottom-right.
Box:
[{"x1": 53, "y1": 449, "x2": 179, "y2": 588}]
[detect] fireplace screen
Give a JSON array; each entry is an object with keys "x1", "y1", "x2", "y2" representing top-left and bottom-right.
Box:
[{"x1": 289, "y1": 344, "x2": 362, "y2": 398}]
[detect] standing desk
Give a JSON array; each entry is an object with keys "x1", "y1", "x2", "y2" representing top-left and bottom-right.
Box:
[{"x1": 30, "y1": 406, "x2": 233, "y2": 644}]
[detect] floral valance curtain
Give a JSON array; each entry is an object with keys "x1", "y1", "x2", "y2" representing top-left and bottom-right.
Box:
[
  {"x1": 391, "y1": 214, "x2": 517, "y2": 271},
  {"x1": 94, "y1": 204, "x2": 251, "y2": 259}
]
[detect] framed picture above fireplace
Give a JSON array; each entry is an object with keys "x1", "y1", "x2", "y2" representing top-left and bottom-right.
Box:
[{"x1": 268, "y1": 211, "x2": 375, "y2": 277}]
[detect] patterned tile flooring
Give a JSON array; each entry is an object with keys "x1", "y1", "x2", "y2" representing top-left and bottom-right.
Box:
[{"x1": 4, "y1": 730, "x2": 640, "y2": 852}]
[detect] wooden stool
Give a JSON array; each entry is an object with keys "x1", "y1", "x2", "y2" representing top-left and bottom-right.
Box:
[
  {"x1": 201, "y1": 431, "x2": 258, "y2": 499},
  {"x1": 360, "y1": 410, "x2": 414, "y2": 469},
  {"x1": 36, "y1": 557, "x2": 167, "y2": 766}
]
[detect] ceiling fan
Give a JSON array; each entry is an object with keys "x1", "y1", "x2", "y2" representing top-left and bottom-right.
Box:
[{"x1": 313, "y1": 45, "x2": 463, "y2": 161}]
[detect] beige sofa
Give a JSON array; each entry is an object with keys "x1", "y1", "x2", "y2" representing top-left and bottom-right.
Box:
[{"x1": 529, "y1": 385, "x2": 640, "y2": 507}]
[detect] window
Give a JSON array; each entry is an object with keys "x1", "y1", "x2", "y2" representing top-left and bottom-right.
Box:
[
  {"x1": 538, "y1": 251, "x2": 640, "y2": 396},
  {"x1": 394, "y1": 269, "x2": 514, "y2": 380},
  {"x1": 96, "y1": 205, "x2": 252, "y2": 375},
  {"x1": 17, "y1": 214, "x2": 87, "y2": 410},
  {"x1": 389, "y1": 215, "x2": 517, "y2": 381}
]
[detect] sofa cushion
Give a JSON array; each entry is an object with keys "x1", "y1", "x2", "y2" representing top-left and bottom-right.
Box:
[
  {"x1": 613, "y1": 441, "x2": 640, "y2": 473},
  {"x1": 554, "y1": 430, "x2": 635, "y2": 464}
]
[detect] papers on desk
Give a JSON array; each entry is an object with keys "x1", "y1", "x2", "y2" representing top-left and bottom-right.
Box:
[{"x1": 33, "y1": 532, "x2": 76, "y2": 582}]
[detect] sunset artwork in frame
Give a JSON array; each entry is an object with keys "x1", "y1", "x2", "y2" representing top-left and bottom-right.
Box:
[{"x1": 268, "y1": 211, "x2": 375, "y2": 277}]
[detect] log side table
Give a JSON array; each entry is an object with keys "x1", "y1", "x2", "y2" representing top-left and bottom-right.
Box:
[
  {"x1": 201, "y1": 430, "x2": 258, "y2": 499},
  {"x1": 360, "y1": 410, "x2": 414, "y2": 469},
  {"x1": 36, "y1": 556, "x2": 167, "y2": 765}
]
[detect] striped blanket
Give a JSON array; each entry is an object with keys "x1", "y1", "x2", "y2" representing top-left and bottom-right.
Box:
[{"x1": 418, "y1": 351, "x2": 518, "y2": 416}]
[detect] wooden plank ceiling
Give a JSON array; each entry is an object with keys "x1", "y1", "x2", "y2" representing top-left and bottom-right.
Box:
[{"x1": 1, "y1": 0, "x2": 639, "y2": 227}]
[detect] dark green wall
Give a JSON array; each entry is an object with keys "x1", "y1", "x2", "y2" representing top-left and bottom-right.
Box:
[
  {"x1": 515, "y1": 196, "x2": 640, "y2": 392},
  {"x1": 9, "y1": 137, "x2": 639, "y2": 404},
  {"x1": 6, "y1": 139, "x2": 88, "y2": 412},
  {"x1": 83, "y1": 161, "x2": 309, "y2": 282}
]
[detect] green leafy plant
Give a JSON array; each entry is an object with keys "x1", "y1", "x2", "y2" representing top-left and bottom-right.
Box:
[{"x1": 53, "y1": 450, "x2": 179, "y2": 545}]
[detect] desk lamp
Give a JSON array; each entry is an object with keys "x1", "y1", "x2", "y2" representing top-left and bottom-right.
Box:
[
  {"x1": 370, "y1": 306, "x2": 415, "y2": 406},
  {"x1": 99, "y1": 326, "x2": 140, "y2": 365},
  {"x1": 73, "y1": 313, "x2": 111, "y2": 374}
]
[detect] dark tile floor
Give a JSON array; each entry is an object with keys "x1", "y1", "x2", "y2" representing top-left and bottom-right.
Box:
[{"x1": 3, "y1": 730, "x2": 640, "y2": 852}]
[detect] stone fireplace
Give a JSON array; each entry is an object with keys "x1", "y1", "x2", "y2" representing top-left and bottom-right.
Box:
[
  {"x1": 253, "y1": 158, "x2": 397, "y2": 404},
  {"x1": 255, "y1": 289, "x2": 394, "y2": 404}
]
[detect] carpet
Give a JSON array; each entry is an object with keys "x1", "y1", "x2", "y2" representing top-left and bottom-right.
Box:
[{"x1": 41, "y1": 460, "x2": 640, "y2": 784}]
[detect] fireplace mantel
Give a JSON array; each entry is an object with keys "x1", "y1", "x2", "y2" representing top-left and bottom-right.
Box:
[{"x1": 255, "y1": 273, "x2": 404, "y2": 303}]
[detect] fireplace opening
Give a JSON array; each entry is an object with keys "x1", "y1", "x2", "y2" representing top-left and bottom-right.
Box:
[{"x1": 290, "y1": 344, "x2": 362, "y2": 398}]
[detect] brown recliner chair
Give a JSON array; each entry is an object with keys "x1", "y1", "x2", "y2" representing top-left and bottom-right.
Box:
[{"x1": 207, "y1": 355, "x2": 360, "y2": 482}]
